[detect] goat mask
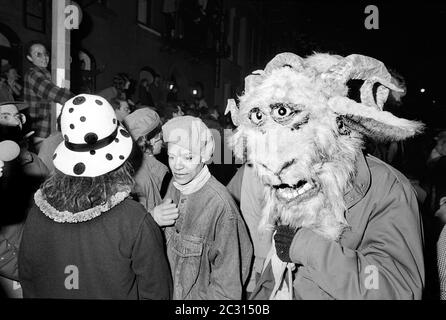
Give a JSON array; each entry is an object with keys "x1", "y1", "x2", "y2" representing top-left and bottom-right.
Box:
[{"x1": 226, "y1": 53, "x2": 423, "y2": 240}]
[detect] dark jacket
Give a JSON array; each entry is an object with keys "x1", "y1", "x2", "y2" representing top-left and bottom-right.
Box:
[
  {"x1": 19, "y1": 195, "x2": 172, "y2": 299},
  {"x1": 251, "y1": 153, "x2": 425, "y2": 300},
  {"x1": 0, "y1": 223, "x2": 23, "y2": 281},
  {"x1": 133, "y1": 154, "x2": 169, "y2": 212}
]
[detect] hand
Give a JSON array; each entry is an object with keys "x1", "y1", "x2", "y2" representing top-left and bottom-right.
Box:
[
  {"x1": 19, "y1": 149, "x2": 33, "y2": 165},
  {"x1": 152, "y1": 198, "x2": 179, "y2": 227},
  {"x1": 274, "y1": 223, "x2": 299, "y2": 263}
]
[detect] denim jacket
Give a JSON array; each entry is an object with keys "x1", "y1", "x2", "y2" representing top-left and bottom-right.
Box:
[{"x1": 165, "y1": 175, "x2": 253, "y2": 300}]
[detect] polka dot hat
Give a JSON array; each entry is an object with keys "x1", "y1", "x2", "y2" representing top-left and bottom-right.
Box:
[{"x1": 53, "y1": 94, "x2": 133, "y2": 177}]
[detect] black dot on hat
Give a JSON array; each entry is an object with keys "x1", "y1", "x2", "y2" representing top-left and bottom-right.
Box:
[
  {"x1": 73, "y1": 162, "x2": 86, "y2": 175},
  {"x1": 80, "y1": 116, "x2": 86, "y2": 122},
  {"x1": 113, "y1": 118, "x2": 117, "y2": 124},
  {"x1": 53, "y1": 153, "x2": 57, "y2": 160},
  {"x1": 69, "y1": 108, "x2": 74, "y2": 113},
  {"x1": 73, "y1": 96, "x2": 86, "y2": 105},
  {"x1": 70, "y1": 124, "x2": 75, "y2": 129},
  {"x1": 84, "y1": 132, "x2": 98, "y2": 144},
  {"x1": 95, "y1": 99, "x2": 103, "y2": 105},
  {"x1": 114, "y1": 138, "x2": 119, "y2": 143},
  {"x1": 64, "y1": 134, "x2": 69, "y2": 142},
  {"x1": 119, "y1": 155, "x2": 124, "y2": 160},
  {"x1": 120, "y1": 129, "x2": 130, "y2": 138},
  {"x1": 90, "y1": 150, "x2": 96, "y2": 155},
  {"x1": 106, "y1": 153, "x2": 113, "y2": 161}
]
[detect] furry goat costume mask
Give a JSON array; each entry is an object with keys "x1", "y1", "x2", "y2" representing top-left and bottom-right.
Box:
[{"x1": 226, "y1": 53, "x2": 423, "y2": 241}]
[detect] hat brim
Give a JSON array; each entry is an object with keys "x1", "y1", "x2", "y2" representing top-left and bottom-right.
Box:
[
  {"x1": 0, "y1": 101, "x2": 28, "y2": 111},
  {"x1": 53, "y1": 125, "x2": 133, "y2": 177}
]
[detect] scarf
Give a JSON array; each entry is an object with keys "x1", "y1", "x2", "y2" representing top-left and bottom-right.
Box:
[{"x1": 173, "y1": 164, "x2": 211, "y2": 195}]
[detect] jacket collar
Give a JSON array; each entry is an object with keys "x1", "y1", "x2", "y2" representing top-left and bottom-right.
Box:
[
  {"x1": 343, "y1": 151, "x2": 371, "y2": 209},
  {"x1": 30, "y1": 65, "x2": 50, "y2": 75}
]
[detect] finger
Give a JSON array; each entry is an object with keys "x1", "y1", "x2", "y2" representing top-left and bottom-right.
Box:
[
  {"x1": 162, "y1": 219, "x2": 176, "y2": 226},
  {"x1": 159, "y1": 217, "x2": 176, "y2": 226},
  {"x1": 161, "y1": 201, "x2": 176, "y2": 207},
  {"x1": 162, "y1": 213, "x2": 179, "y2": 220},
  {"x1": 161, "y1": 203, "x2": 177, "y2": 210},
  {"x1": 162, "y1": 208, "x2": 179, "y2": 215}
]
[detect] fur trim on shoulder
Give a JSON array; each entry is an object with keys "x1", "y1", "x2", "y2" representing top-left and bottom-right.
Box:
[{"x1": 34, "y1": 189, "x2": 131, "y2": 223}]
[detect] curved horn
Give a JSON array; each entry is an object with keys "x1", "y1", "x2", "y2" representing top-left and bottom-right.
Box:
[
  {"x1": 244, "y1": 70, "x2": 264, "y2": 94},
  {"x1": 264, "y1": 52, "x2": 305, "y2": 74},
  {"x1": 322, "y1": 54, "x2": 403, "y2": 109},
  {"x1": 225, "y1": 99, "x2": 240, "y2": 126}
]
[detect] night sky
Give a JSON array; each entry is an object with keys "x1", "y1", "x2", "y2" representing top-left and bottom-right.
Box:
[{"x1": 245, "y1": 1, "x2": 446, "y2": 128}]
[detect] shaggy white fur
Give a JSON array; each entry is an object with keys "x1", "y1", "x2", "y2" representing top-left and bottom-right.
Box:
[{"x1": 228, "y1": 52, "x2": 423, "y2": 241}]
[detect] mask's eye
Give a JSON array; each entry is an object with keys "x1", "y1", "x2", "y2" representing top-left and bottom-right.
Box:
[
  {"x1": 248, "y1": 107, "x2": 265, "y2": 126},
  {"x1": 271, "y1": 103, "x2": 298, "y2": 123}
]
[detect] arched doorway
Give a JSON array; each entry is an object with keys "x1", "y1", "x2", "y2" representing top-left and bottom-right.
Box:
[{"x1": 0, "y1": 23, "x2": 21, "y2": 72}]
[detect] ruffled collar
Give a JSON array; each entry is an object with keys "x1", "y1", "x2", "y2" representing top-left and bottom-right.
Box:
[{"x1": 34, "y1": 188, "x2": 130, "y2": 223}]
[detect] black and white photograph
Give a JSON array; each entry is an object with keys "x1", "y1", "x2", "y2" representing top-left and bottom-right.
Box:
[{"x1": 1, "y1": 0, "x2": 446, "y2": 312}]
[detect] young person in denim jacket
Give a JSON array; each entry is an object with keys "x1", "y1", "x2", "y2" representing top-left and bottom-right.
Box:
[{"x1": 159, "y1": 115, "x2": 253, "y2": 299}]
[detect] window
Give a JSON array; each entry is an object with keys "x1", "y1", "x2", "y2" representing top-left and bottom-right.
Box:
[
  {"x1": 23, "y1": 0, "x2": 46, "y2": 33},
  {"x1": 137, "y1": 0, "x2": 152, "y2": 27}
]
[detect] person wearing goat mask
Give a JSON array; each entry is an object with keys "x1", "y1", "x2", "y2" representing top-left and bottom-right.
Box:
[{"x1": 226, "y1": 52, "x2": 425, "y2": 300}]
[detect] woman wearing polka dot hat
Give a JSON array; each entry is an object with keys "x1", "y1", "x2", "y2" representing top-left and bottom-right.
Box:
[{"x1": 18, "y1": 94, "x2": 172, "y2": 299}]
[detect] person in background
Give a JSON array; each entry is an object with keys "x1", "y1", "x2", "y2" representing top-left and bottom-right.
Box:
[
  {"x1": 0, "y1": 74, "x2": 13, "y2": 103},
  {"x1": 427, "y1": 130, "x2": 446, "y2": 168},
  {"x1": 0, "y1": 103, "x2": 44, "y2": 298},
  {"x1": 125, "y1": 108, "x2": 170, "y2": 212},
  {"x1": 37, "y1": 114, "x2": 64, "y2": 174},
  {"x1": 1, "y1": 64, "x2": 22, "y2": 102},
  {"x1": 160, "y1": 115, "x2": 253, "y2": 299},
  {"x1": 3, "y1": 64, "x2": 22, "y2": 101},
  {"x1": 200, "y1": 107, "x2": 221, "y2": 130},
  {"x1": 110, "y1": 97, "x2": 132, "y2": 123},
  {"x1": 18, "y1": 94, "x2": 172, "y2": 299},
  {"x1": 24, "y1": 41, "x2": 73, "y2": 152},
  {"x1": 0, "y1": 139, "x2": 21, "y2": 283},
  {"x1": 427, "y1": 137, "x2": 446, "y2": 222},
  {"x1": 137, "y1": 78, "x2": 155, "y2": 108},
  {"x1": 0, "y1": 101, "x2": 49, "y2": 180},
  {"x1": 435, "y1": 197, "x2": 446, "y2": 224},
  {"x1": 97, "y1": 73, "x2": 131, "y2": 102}
]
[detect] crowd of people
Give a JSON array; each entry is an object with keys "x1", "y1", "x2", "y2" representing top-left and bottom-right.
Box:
[{"x1": 0, "y1": 41, "x2": 445, "y2": 300}]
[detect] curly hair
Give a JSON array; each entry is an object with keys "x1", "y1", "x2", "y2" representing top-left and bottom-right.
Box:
[
  {"x1": 135, "y1": 125, "x2": 162, "y2": 153},
  {"x1": 41, "y1": 161, "x2": 135, "y2": 213}
]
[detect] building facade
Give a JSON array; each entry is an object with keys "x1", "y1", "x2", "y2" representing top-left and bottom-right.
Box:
[{"x1": 0, "y1": 0, "x2": 266, "y2": 116}]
